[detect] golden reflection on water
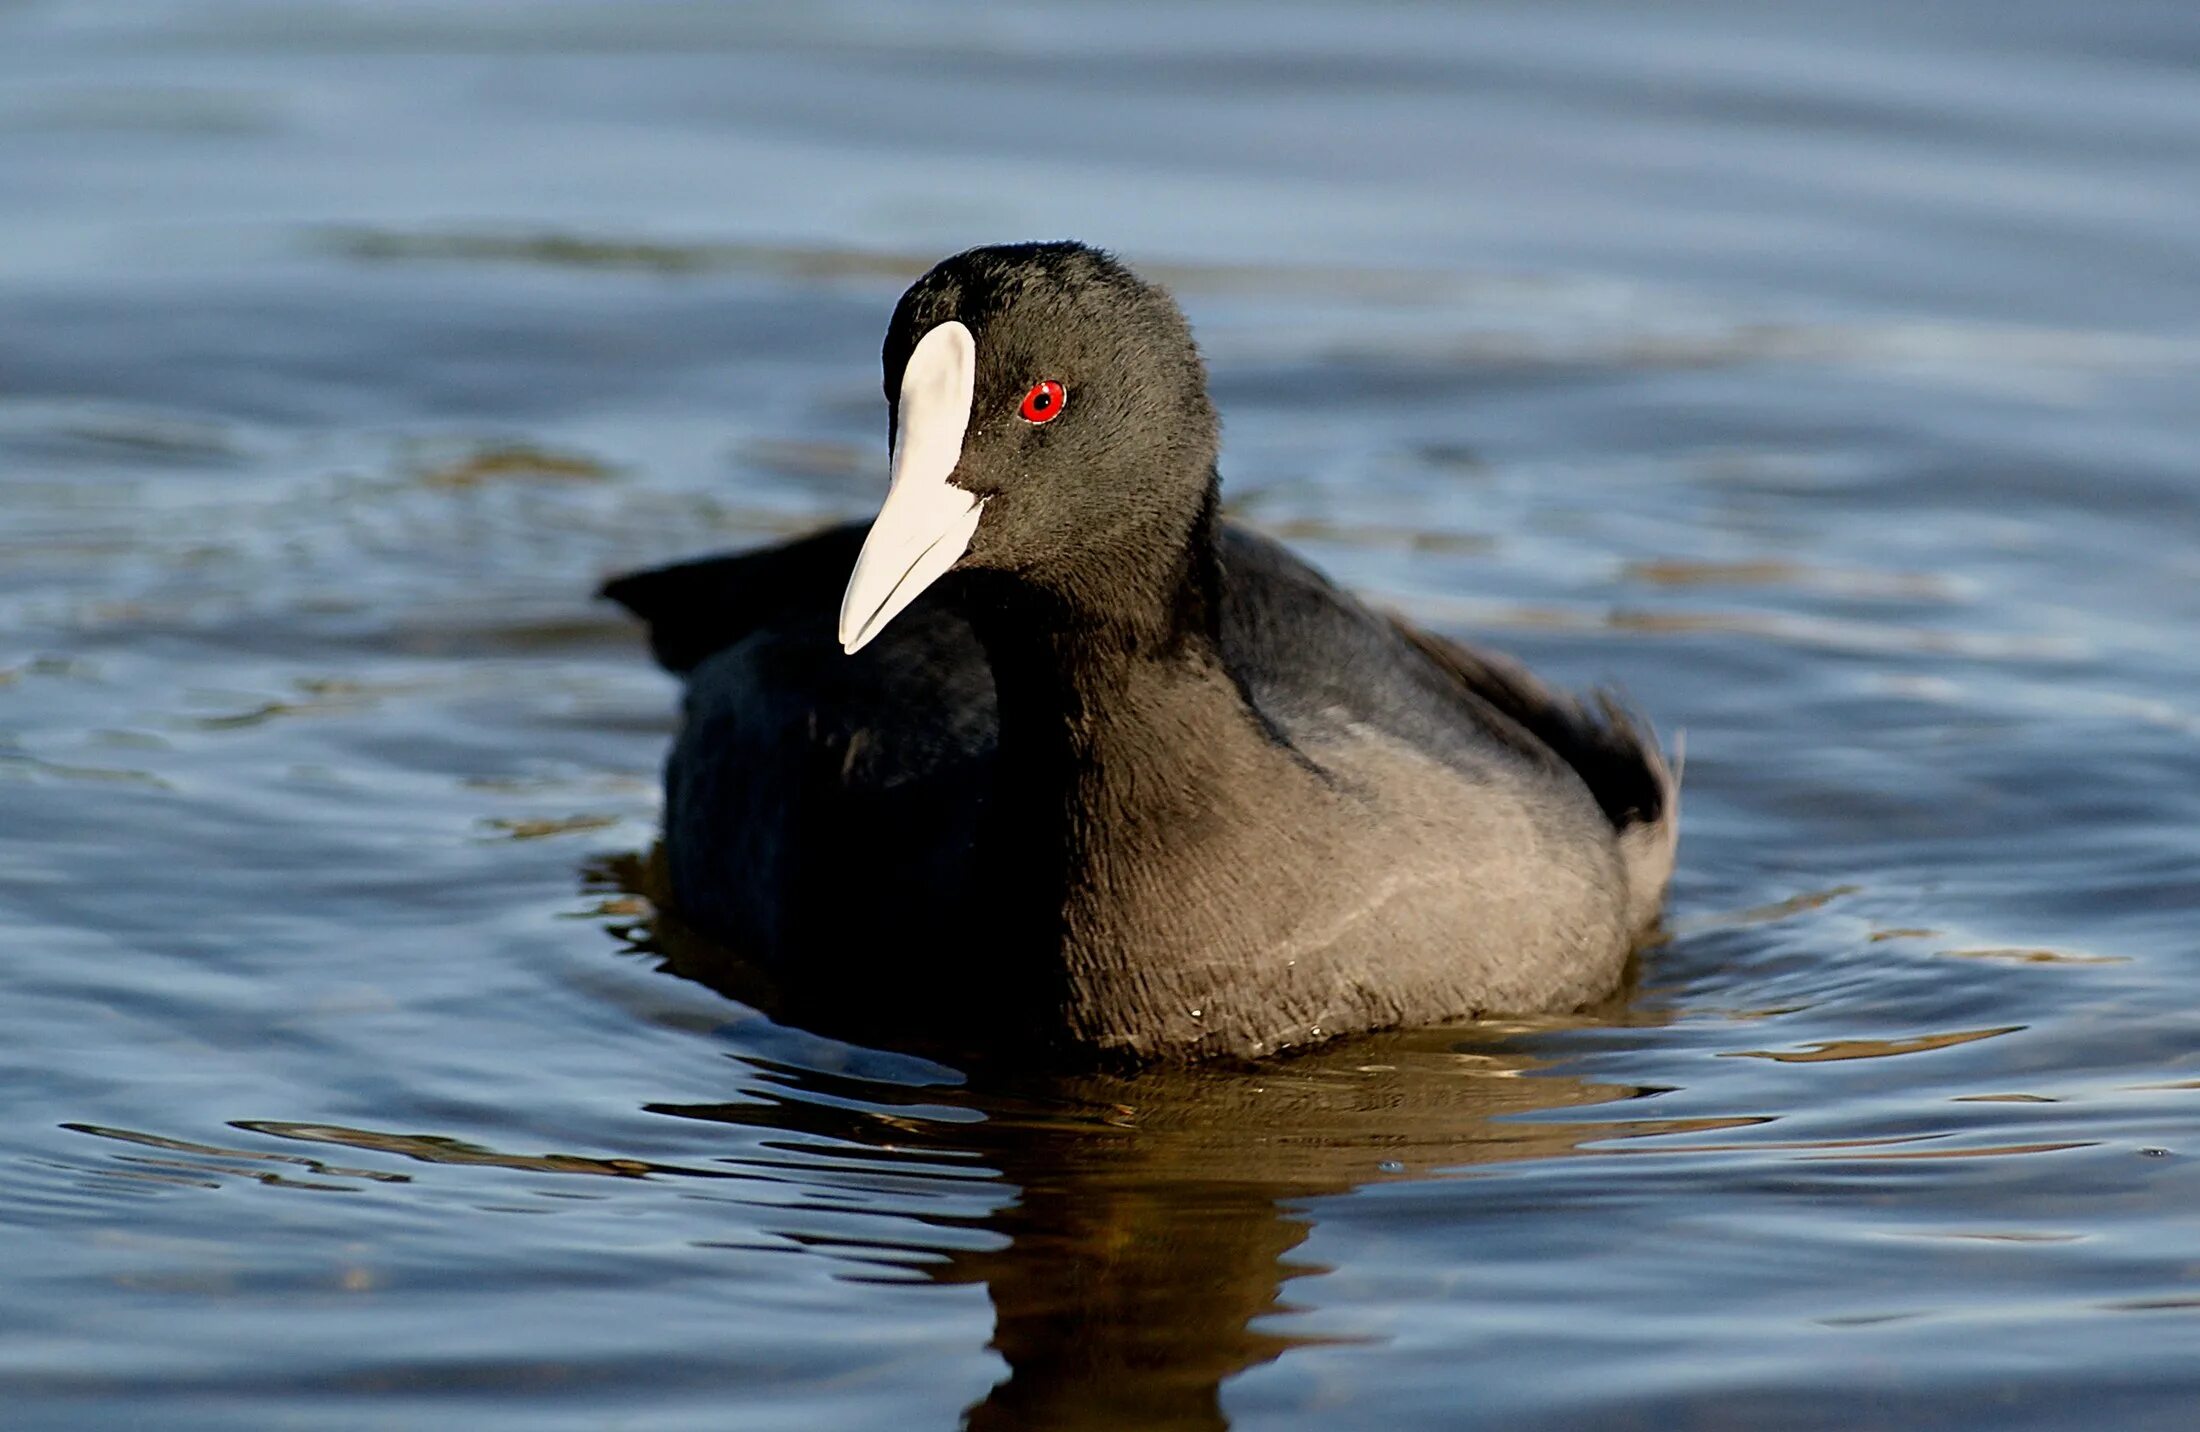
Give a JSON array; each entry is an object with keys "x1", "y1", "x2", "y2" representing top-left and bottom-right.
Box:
[
  {"x1": 1675, "y1": 883, "x2": 1861, "y2": 934},
  {"x1": 479, "y1": 813, "x2": 622, "y2": 841},
  {"x1": 232, "y1": 1122, "x2": 666, "y2": 1179},
  {"x1": 1622, "y1": 557, "x2": 1957, "y2": 601},
  {"x1": 1724, "y1": 1025, "x2": 2024, "y2": 1064},
  {"x1": 405, "y1": 442, "x2": 615, "y2": 490},
  {"x1": 1938, "y1": 946, "x2": 2128, "y2": 967},
  {"x1": 60, "y1": 1122, "x2": 412, "y2": 1185}
]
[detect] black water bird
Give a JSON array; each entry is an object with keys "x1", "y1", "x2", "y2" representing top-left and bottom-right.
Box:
[{"x1": 604, "y1": 242, "x2": 1677, "y2": 1062}]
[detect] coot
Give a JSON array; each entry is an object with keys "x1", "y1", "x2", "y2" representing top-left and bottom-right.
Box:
[{"x1": 604, "y1": 242, "x2": 1677, "y2": 1062}]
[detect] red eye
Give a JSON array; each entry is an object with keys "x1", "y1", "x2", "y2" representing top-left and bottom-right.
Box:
[{"x1": 1018, "y1": 380, "x2": 1066, "y2": 424}]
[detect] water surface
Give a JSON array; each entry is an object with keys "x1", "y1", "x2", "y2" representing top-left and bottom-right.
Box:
[{"x1": 4, "y1": 3, "x2": 2199, "y2": 1428}]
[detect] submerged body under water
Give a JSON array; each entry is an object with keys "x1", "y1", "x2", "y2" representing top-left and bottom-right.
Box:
[{"x1": 4, "y1": 2, "x2": 2199, "y2": 1428}]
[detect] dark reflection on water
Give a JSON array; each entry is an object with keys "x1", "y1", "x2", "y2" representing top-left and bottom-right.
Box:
[
  {"x1": 6, "y1": 1, "x2": 2200, "y2": 1429},
  {"x1": 654, "y1": 1046, "x2": 1636, "y2": 1432},
  {"x1": 595, "y1": 854, "x2": 1663, "y2": 1431}
]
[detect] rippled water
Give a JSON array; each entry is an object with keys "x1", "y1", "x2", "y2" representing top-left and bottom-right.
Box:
[{"x1": 5, "y1": 3, "x2": 2199, "y2": 1428}]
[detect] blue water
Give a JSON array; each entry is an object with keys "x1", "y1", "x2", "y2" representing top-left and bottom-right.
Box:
[{"x1": 4, "y1": 3, "x2": 2198, "y2": 1427}]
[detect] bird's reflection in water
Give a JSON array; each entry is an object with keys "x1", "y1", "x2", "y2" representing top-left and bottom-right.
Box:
[{"x1": 592, "y1": 853, "x2": 1660, "y2": 1432}]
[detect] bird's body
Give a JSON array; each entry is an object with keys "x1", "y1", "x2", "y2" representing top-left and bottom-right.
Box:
[{"x1": 605, "y1": 242, "x2": 1677, "y2": 1063}]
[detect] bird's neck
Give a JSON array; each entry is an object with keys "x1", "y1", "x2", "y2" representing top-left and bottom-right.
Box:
[
  {"x1": 977, "y1": 477, "x2": 1227, "y2": 649},
  {"x1": 966, "y1": 482, "x2": 1233, "y2": 797}
]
